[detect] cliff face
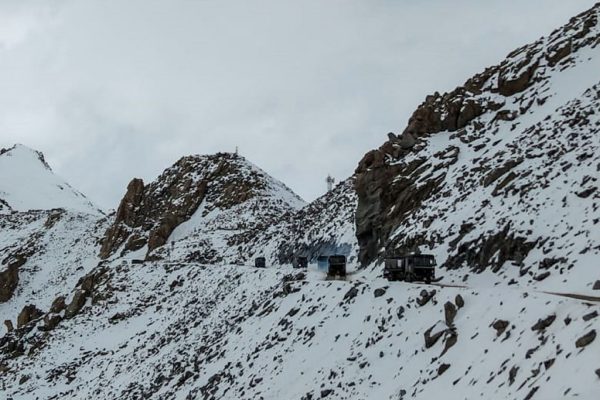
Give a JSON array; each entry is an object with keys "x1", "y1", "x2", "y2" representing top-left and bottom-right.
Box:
[{"x1": 355, "y1": 5, "x2": 600, "y2": 290}]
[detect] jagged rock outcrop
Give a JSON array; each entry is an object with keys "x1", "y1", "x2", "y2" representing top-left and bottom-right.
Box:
[
  {"x1": 0, "y1": 259, "x2": 22, "y2": 303},
  {"x1": 99, "y1": 152, "x2": 305, "y2": 261},
  {"x1": 16, "y1": 304, "x2": 43, "y2": 329},
  {"x1": 354, "y1": 3, "x2": 600, "y2": 284}
]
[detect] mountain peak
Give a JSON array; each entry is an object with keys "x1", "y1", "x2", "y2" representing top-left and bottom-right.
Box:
[
  {"x1": 1, "y1": 144, "x2": 52, "y2": 171},
  {"x1": 0, "y1": 144, "x2": 102, "y2": 215},
  {"x1": 99, "y1": 151, "x2": 305, "y2": 260}
]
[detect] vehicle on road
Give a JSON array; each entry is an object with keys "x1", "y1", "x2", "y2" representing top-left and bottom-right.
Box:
[
  {"x1": 294, "y1": 256, "x2": 308, "y2": 269},
  {"x1": 384, "y1": 254, "x2": 436, "y2": 283},
  {"x1": 327, "y1": 255, "x2": 347, "y2": 278},
  {"x1": 255, "y1": 257, "x2": 266, "y2": 268}
]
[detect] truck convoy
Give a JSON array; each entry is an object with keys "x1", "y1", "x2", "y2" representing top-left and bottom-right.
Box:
[{"x1": 383, "y1": 254, "x2": 437, "y2": 283}]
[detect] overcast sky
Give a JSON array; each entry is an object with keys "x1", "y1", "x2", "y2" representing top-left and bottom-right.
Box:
[{"x1": 0, "y1": 1, "x2": 596, "y2": 209}]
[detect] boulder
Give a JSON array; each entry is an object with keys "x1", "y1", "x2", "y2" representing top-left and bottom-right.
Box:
[
  {"x1": 531, "y1": 315, "x2": 556, "y2": 331},
  {"x1": 4, "y1": 320, "x2": 14, "y2": 332},
  {"x1": 417, "y1": 290, "x2": 436, "y2": 306},
  {"x1": 593, "y1": 280, "x2": 600, "y2": 290},
  {"x1": 497, "y1": 51, "x2": 539, "y2": 97},
  {"x1": 398, "y1": 133, "x2": 416, "y2": 149},
  {"x1": 41, "y1": 313, "x2": 62, "y2": 331},
  {"x1": 424, "y1": 323, "x2": 446, "y2": 348},
  {"x1": 440, "y1": 331, "x2": 458, "y2": 357},
  {"x1": 455, "y1": 294, "x2": 465, "y2": 308},
  {"x1": 343, "y1": 286, "x2": 359, "y2": 302},
  {"x1": 49, "y1": 296, "x2": 66, "y2": 314},
  {"x1": 373, "y1": 288, "x2": 387, "y2": 298},
  {"x1": 17, "y1": 305, "x2": 44, "y2": 328},
  {"x1": 582, "y1": 311, "x2": 598, "y2": 322},
  {"x1": 575, "y1": 330, "x2": 596, "y2": 348},
  {"x1": 444, "y1": 301, "x2": 457, "y2": 326},
  {"x1": 492, "y1": 319, "x2": 510, "y2": 337},
  {"x1": 438, "y1": 363, "x2": 451, "y2": 376}
]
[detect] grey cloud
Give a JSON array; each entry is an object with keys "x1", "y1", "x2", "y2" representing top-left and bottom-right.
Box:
[{"x1": 0, "y1": 0, "x2": 596, "y2": 209}]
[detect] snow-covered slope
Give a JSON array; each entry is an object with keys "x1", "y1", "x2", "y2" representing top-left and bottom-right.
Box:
[
  {"x1": 2, "y1": 4, "x2": 600, "y2": 400},
  {"x1": 0, "y1": 145, "x2": 109, "y2": 335},
  {"x1": 1, "y1": 260, "x2": 598, "y2": 399},
  {"x1": 0, "y1": 145, "x2": 101, "y2": 215},
  {"x1": 0, "y1": 209, "x2": 109, "y2": 333},
  {"x1": 355, "y1": 4, "x2": 600, "y2": 295}
]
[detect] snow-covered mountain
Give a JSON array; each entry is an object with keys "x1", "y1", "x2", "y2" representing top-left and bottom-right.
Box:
[
  {"x1": 355, "y1": 4, "x2": 600, "y2": 295},
  {"x1": 99, "y1": 152, "x2": 306, "y2": 263},
  {"x1": 1, "y1": 4, "x2": 600, "y2": 400},
  {"x1": 0, "y1": 144, "x2": 102, "y2": 216},
  {"x1": 0, "y1": 145, "x2": 109, "y2": 337}
]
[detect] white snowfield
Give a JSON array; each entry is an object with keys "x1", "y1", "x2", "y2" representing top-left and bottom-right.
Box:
[
  {"x1": 2, "y1": 261, "x2": 599, "y2": 400},
  {"x1": 0, "y1": 145, "x2": 102, "y2": 216}
]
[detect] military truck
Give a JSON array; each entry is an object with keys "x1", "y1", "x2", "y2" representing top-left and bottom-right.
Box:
[
  {"x1": 294, "y1": 256, "x2": 308, "y2": 269},
  {"x1": 383, "y1": 254, "x2": 436, "y2": 283},
  {"x1": 327, "y1": 255, "x2": 347, "y2": 278},
  {"x1": 254, "y1": 257, "x2": 266, "y2": 268}
]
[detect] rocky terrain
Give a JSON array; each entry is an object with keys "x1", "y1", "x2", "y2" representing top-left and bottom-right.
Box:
[
  {"x1": 99, "y1": 152, "x2": 307, "y2": 264},
  {"x1": 1, "y1": 3, "x2": 600, "y2": 400},
  {"x1": 355, "y1": 4, "x2": 600, "y2": 295}
]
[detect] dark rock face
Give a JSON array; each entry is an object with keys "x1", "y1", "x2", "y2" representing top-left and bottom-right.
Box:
[
  {"x1": 99, "y1": 153, "x2": 265, "y2": 259},
  {"x1": 65, "y1": 290, "x2": 88, "y2": 319},
  {"x1": 0, "y1": 261, "x2": 20, "y2": 303},
  {"x1": 99, "y1": 179, "x2": 145, "y2": 258},
  {"x1": 50, "y1": 296, "x2": 66, "y2": 314},
  {"x1": 16, "y1": 305, "x2": 43, "y2": 329}
]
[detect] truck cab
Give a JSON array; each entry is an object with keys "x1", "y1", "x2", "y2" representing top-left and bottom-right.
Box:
[
  {"x1": 254, "y1": 257, "x2": 266, "y2": 268},
  {"x1": 327, "y1": 255, "x2": 347, "y2": 277},
  {"x1": 384, "y1": 254, "x2": 436, "y2": 283}
]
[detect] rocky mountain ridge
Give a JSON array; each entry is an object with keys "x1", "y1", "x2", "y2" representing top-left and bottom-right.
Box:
[
  {"x1": 1, "y1": 3, "x2": 600, "y2": 399},
  {"x1": 99, "y1": 152, "x2": 307, "y2": 264},
  {"x1": 355, "y1": 3, "x2": 600, "y2": 294}
]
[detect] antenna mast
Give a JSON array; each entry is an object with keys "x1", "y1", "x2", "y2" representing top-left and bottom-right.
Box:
[{"x1": 326, "y1": 174, "x2": 335, "y2": 192}]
